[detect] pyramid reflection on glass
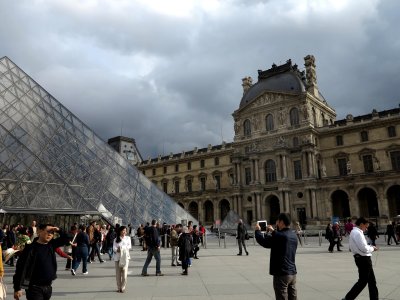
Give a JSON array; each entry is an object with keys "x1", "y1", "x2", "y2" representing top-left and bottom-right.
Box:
[{"x1": 0, "y1": 56, "x2": 196, "y2": 225}]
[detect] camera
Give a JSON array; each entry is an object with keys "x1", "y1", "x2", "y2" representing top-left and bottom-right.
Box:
[{"x1": 257, "y1": 220, "x2": 267, "y2": 232}]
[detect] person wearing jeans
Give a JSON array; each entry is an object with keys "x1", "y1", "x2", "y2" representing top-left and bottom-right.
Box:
[
  {"x1": 141, "y1": 219, "x2": 163, "y2": 276},
  {"x1": 255, "y1": 213, "x2": 298, "y2": 300},
  {"x1": 71, "y1": 225, "x2": 90, "y2": 276}
]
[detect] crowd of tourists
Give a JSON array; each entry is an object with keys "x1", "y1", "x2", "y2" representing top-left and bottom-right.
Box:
[
  {"x1": 0, "y1": 216, "x2": 398, "y2": 300},
  {"x1": 0, "y1": 218, "x2": 206, "y2": 299}
]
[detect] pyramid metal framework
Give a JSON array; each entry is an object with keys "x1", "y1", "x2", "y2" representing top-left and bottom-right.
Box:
[{"x1": 0, "y1": 56, "x2": 195, "y2": 225}]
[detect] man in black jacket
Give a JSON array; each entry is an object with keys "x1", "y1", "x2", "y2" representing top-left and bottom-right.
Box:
[
  {"x1": 255, "y1": 213, "x2": 298, "y2": 300},
  {"x1": 13, "y1": 223, "x2": 69, "y2": 300},
  {"x1": 141, "y1": 219, "x2": 163, "y2": 276}
]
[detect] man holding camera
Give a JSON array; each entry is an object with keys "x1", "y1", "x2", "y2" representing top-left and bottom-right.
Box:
[{"x1": 255, "y1": 213, "x2": 298, "y2": 300}]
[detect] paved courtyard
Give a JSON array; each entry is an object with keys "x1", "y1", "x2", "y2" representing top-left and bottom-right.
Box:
[{"x1": 3, "y1": 235, "x2": 400, "y2": 300}]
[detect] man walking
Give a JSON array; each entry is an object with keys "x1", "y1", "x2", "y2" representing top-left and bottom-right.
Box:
[
  {"x1": 141, "y1": 219, "x2": 163, "y2": 276},
  {"x1": 255, "y1": 213, "x2": 298, "y2": 300},
  {"x1": 342, "y1": 217, "x2": 378, "y2": 300},
  {"x1": 13, "y1": 224, "x2": 69, "y2": 300},
  {"x1": 236, "y1": 219, "x2": 249, "y2": 256}
]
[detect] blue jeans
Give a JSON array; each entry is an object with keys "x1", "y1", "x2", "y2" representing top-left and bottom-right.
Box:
[
  {"x1": 72, "y1": 246, "x2": 88, "y2": 273},
  {"x1": 142, "y1": 247, "x2": 161, "y2": 274}
]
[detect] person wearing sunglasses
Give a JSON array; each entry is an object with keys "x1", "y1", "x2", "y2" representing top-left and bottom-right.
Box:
[{"x1": 13, "y1": 223, "x2": 69, "y2": 300}]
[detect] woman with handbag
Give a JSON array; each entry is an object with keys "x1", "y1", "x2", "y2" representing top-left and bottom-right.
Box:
[{"x1": 113, "y1": 226, "x2": 131, "y2": 293}]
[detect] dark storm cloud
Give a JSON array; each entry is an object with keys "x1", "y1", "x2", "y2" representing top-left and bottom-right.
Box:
[{"x1": 1, "y1": 0, "x2": 400, "y2": 158}]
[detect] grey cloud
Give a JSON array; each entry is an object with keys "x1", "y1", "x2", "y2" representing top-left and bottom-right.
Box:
[{"x1": 1, "y1": 0, "x2": 400, "y2": 158}]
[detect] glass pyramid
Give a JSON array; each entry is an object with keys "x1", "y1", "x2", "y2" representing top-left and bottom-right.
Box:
[{"x1": 0, "y1": 56, "x2": 195, "y2": 225}]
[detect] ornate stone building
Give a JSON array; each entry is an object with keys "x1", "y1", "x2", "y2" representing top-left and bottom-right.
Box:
[{"x1": 139, "y1": 55, "x2": 400, "y2": 227}]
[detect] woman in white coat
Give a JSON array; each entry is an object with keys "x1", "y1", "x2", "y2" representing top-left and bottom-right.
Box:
[{"x1": 113, "y1": 225, "x2": 131, "y2": 293}]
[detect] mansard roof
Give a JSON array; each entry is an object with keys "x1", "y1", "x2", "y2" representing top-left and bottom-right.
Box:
[{"x1": 239, "y1": 59, "x2": 307, "y2": 108}]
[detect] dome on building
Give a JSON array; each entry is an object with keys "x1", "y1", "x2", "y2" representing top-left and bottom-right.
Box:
[{"x1": 239, "y1": 59, "x2": 307, "y2": 109}]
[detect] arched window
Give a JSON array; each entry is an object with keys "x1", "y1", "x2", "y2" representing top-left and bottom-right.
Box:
[
  {"x1": 290, "y1": 108, "x2": 299, "y2": 126},
  {"x1": 265, "y1": 159, "x2": 277, "y2": 183},
  {"x1": 243, "y1": 119, "x2": 251, "y2": 136},
  {"x1": 266, "y1": 114, "x2": 274, "y2": 131}
]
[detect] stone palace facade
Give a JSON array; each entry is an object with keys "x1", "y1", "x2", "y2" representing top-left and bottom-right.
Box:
[{"x1": 138, "y1": 55, "x2": 400, "y2": 227}]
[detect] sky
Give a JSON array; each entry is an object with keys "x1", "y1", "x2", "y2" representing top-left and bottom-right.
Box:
[{"x1": 1, "y1": 0, "x2": 400, "y2": 159}]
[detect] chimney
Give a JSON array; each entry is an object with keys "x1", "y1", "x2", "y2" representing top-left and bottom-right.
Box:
[
  {"x1": 241, "y1": 76, "x2": 253, "y2": 95},
  {"x1": 304, "y1": 55, "x2": 318, "y2": 96}
]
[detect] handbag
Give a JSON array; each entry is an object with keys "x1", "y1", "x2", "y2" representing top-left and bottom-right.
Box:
[
  {"x1": 245, "y1": 233, "x2": 249, "y2": 240},
  {"x1": 0, "y1": 278, "x2": 6, "y2": 300}
]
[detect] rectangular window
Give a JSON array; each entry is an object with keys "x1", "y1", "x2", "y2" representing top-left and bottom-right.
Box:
[
  {"x1": 214, "y1": 175, "x2": 221, "y2": 190},
  {"x1": 200, "y1": 159, "x2": 205, "y2": 168},
  {"x1": 362, "y1": 155, "x2": 374, "y2": 173},
  {"x1": 245, "y1": 167, "x2": 251, "y2": 185},
  {"x1": 200, "y1": 177, "x2": 206, "y2": 191},
  {"x1": 388, "y1": 126, "x2": 396, "y2": 137},
  {"x1": 390, "y1": 151, "x2": 400, "y2": 170},
  {"x1": 336, "y1": 135, "x2": 343, "y2": 146},
  {"x1": 294, "y1": 160, "x2": 302, "y2": 180},
  {"x1": 163, "y1": 182, "x2": 168, "y2": 193},
  {"x1": 175, "y1": 164, "x2": 179, "y2": 172},
  {"x1": 187, "y1": 179, "x2": 192, "y2": 192},
  {"x1": 338, "y1": 158, "x2": 348, "y2": 176},
  {"x1": 214, "y1": 157, "x2": 219, "y2": 166},
  {"x1": 152, "y1": 168, "x2": 156, "y2": 176},
  {"x1": 360, "y1": 131, "x2": 369, "y2": 142},
  {"x1": 163, "y1": 166, "x2": 167, "y2": 174},
  {"x1": 174, "y1": 181, "x2": 179, "y2": 193},
  {"x1": 187, "y1": 162, "x2": 191, "y2": 170}
]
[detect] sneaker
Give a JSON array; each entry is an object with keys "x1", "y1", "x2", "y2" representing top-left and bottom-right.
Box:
[
  {"x1": 237, "y1": 253, "x2": 242, "y2": 256},
  {"x1": 83, "y1": 271, "x2": 88, "y2": 275},
  {"x1": 246, "y1": 252, "x2": 249, "y2": 256},
  {"x1": 141, "y1": 273, "x2": 149, "y2": 276},
  {"x1": 171, "y1": 263, "x2": 176, "y2": 266},
  {"x1": 181, "y1": 271, "x2": 188, "y2": 275},
  {"x1": 71, "y1": 269, "x2": 76, "y2": 276},
  {"x1": 100, "y1": 260, "x2": 105, "y2": 263},
  {"x1": 156, "y1": 272, "x2": 164, "y2": 276}
]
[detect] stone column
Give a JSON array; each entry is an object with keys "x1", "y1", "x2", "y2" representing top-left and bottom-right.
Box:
[
  {"x1": 256, "y1": 193, "x2": 262, "y2": 219},
  {"x1": 232, "y1": 195, "x2": 237, "y2": 213},
  {"x1": 377, "y1": 185, "x2": 389, "y2": 217},
  {"x1": 308, "y1": 152, "x2": 314, "y2": 177},
  {"x1": 279, "y1": 191, "x2": 285, "y2": 212},
  {"x1": 198, "y1": 199, "x2": 203, "y2": 224},
  {"x1": 282, "y1": 155, "x2": 288, "y2": 179},
  {"x1": 255, "y1": 159, "x2": 260, "y2": 183},
  {"x1": 238, "y1": 194, "x2": 243, "y2": 218},
  {"x1": 237, "y1": 163, "x2": 242, "y2": 185},
  {"x1": 311, "y1": 189, "x2": 317, "y2": 219},
  {"x1": 284, "y1": 191, "x2": 290, "y2": 213},
  {"x1": 214, "y1": 199, "x2": 220, "y2": 222}
]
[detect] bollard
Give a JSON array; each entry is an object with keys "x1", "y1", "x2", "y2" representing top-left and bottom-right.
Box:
[
  {"x1": 224, "y1": 233, "x2": 227, "y2": 248},
  {"x1": 319, "y1": 230, "x2": 322, "y2": 246},
  {"x1": 164, "y1": 234, "x2": 167, "y2": 249},
  {"x1": 218, "y1": 230, "x2": 221, "y2": 247},
  {"x1": 204, "y1": 232, "x2": 207, "y2": 249},
  {"x1": 253, "y1": 233, "x2": 256, "y2": 245},
  {"x1": 303, "y1": 230, "x2": 307, "y2": 245}
]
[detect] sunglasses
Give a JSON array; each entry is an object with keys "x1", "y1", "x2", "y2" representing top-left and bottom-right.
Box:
[{"x1": 46, "y1": 230, "x2": 55, "y2": 235}]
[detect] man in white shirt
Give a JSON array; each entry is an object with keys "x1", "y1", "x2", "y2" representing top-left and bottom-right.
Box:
[{"x1": 342, "y1": 217, "x2": 378, "y2": 300}]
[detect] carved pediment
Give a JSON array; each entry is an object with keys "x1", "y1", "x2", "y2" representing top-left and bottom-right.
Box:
[
  {"x1": 357, "y1": 147, "x2": 376, "y2": 160},
  {"x1": 333, "y1": 151, "x2": 349, "y2": 159},
  {"x1": 385, "y1": 143, "x2": 400, "y2": 155}
]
